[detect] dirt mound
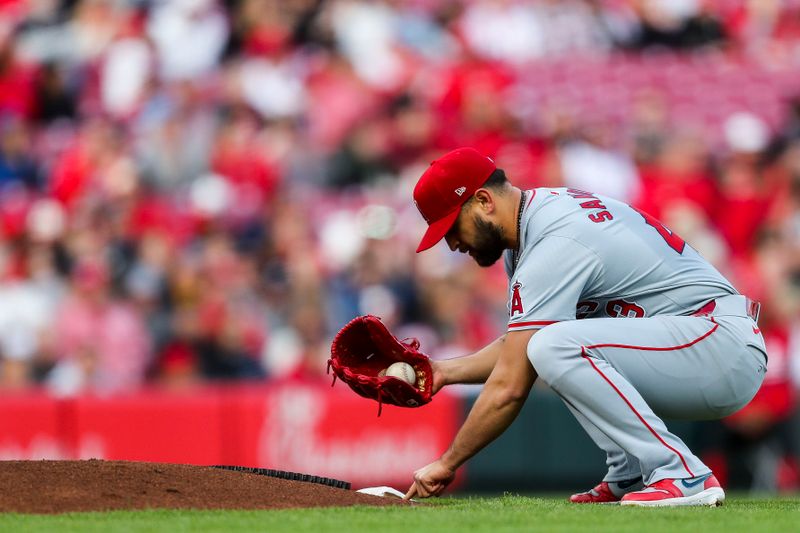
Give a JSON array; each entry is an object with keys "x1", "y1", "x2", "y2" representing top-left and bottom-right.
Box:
[{"x1": 0, "y1": 460, "x2": 406, "y2": 514}]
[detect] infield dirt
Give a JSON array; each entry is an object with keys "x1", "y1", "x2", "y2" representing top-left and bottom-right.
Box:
[{"x1": 0, "y1": 460, "x2": 404, "y2": 513}]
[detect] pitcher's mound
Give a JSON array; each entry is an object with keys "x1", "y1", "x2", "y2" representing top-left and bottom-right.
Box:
[{"x1": 0, "y1": 460, "x2": 405, "y2": 514}]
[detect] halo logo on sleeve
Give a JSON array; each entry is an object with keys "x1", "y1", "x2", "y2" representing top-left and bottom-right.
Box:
[{"x1": 510, "y1": 281, "x2": 524, "y2": 316}]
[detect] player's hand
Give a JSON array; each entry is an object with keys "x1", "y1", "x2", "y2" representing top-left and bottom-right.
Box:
[{"x1": 403, "y1": 459, "x2": 456, "y2": 500}]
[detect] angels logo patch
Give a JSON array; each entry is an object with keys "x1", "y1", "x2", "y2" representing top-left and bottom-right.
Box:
[{"x1": 510, "y1": 281, "x2": 524, "y2": 317}]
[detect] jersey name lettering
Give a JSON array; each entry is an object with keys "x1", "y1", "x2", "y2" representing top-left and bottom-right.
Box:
[{"x1": 566, "y1": 188, "x2": 614, "y2": 224}]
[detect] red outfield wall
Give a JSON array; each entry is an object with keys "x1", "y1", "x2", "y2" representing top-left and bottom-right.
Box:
[{"x1": 0, "y1": 381, "x2": 461, "y2": 488}]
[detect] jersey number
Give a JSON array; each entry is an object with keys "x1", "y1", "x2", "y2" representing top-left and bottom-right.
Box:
[
  {"x1": 606, "y1": 299, "x2": 645, "y2": 318},
  {"x1": 634, "y1": 208, "x2": 685, "y2": 254}
]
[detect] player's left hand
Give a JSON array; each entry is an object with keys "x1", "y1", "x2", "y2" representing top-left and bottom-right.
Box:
[{"x1": 403, "y1": 459, "x2": 456, "y2": 500}]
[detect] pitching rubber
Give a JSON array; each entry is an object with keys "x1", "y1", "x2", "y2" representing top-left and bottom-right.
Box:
[
  {"x1": 212, "y1": 465, "x2": 351, "y2": 490},
  {"x1": 620, "y1": 487, "x2": 725, "y2": 507}
]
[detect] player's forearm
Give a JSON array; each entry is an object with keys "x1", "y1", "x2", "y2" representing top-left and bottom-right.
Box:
[
  {"x1": 439, "y1": 329, "x2": 537, "y2": 470},
  {"x1": 439, "y1": 381, "x2": 528, "y2": 470},
  {"x1": 438, "y1": 334, "x2": 508, "y2": 386}
]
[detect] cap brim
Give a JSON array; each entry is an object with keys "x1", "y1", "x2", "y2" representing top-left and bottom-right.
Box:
[{"x1": 416, "y1": 209, "x2": 460, "y2": 253}]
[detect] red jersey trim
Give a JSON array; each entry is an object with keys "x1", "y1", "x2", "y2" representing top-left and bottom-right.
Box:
[{"x1": 508, "y1": 320, "x2": 558, "y2": 330}]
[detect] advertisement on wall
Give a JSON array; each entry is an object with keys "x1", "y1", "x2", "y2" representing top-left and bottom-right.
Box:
[{"x1": 0, "y1": 381, "x2": 461, "y2": 488}]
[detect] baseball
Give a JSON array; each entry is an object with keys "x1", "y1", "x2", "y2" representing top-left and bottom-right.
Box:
[{"x1": 384, "y1": 362, "x2": 416, "y2": 386}]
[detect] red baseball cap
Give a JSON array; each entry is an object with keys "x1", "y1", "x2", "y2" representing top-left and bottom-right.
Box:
[{"x1": 413, "y1": 147, "x2": 496, "y2": 253}]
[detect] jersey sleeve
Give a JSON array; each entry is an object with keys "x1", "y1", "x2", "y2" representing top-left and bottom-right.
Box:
[{"x1": 507, "y1": 235, "x2": 600, "y2": 331}]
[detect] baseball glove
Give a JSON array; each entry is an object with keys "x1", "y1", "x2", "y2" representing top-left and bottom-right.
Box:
[{"x1": 327, "y1": 315, "x2": 433, "y2": 415}]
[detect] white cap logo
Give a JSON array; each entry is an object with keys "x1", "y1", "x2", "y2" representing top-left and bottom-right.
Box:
[{"x1": 454, "y1": 186, "x2": 467, "y2": 196}]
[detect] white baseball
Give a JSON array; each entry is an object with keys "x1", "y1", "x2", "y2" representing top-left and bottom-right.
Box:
[{"x1": 384, "y1": 362, "x2": 416, "y2": 385}]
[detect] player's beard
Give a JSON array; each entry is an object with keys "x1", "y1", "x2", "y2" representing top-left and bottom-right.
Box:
[{"x1": 470, "y1": 215, "x2": 507, "y2": 267}]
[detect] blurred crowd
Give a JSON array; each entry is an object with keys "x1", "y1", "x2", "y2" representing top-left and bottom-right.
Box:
[{"x1": 1, "y1": 0, "x2": 799, "y2": 488}]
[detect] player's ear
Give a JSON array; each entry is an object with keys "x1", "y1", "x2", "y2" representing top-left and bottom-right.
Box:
[{"x1": 472, "y1": 188, "x2": 495, "y2": 214}]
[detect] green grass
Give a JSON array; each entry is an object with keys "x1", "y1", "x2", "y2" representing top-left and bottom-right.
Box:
[{"x1": 0, "y1": 495, "x2": 797, "y2": 533}]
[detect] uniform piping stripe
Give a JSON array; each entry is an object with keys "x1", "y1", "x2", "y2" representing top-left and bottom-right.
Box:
[
  {"x1": 578, "y1": 320, "x2": 720, "y2": 478},
  {"x1": 579, "y1": 347, "x2": 695, "y2": 477},
  {"x1": 508, "y1": 320, "x2": 558, "y2": 329},
  {"x1": 508, "y1": 190, "x2": 537, "y2": 331},
  {"x1": 526, "y1": 190, "x2": 536, "y2": 208},
  {"x1": 585, "y1": 319, "x2": 719, "y2": 352}
]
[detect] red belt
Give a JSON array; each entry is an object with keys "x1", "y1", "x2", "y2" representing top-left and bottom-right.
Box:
[
  {"x1": 746, "y1": 298, "x2": 761, "y2": 323},
  {"x1": 691, "y1": 297, "x2": 760, "y2": 323}
]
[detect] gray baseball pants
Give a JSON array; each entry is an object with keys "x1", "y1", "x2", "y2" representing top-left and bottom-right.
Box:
[{"x1": 527, "y1": 295, "x2": 767, "y2": 485}]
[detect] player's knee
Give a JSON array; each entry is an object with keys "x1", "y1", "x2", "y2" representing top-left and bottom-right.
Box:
[{"x1": 527, "y1": 323, "x2": 575, "y2": 382}]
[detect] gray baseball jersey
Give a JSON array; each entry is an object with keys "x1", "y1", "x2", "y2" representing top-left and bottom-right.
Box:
[
  {"x1": 504, "y1": 188, "x2": 736, "y2": 330},
  {"x1": 502, "y1": 188, "x2": 767, "y2": 485}
]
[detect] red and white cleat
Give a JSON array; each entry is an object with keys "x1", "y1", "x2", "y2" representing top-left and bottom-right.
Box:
[
  {"x1": 620, "y1": 474, "x2": 725, "y2": 507},
  {"x1": 569, "y1": 478, "x2": 643, "y2": 504}
]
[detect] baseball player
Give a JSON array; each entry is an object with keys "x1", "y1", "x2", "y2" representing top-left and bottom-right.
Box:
[{"x1": 404, "y1": 147, "x2": 767, "y2": 506}]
